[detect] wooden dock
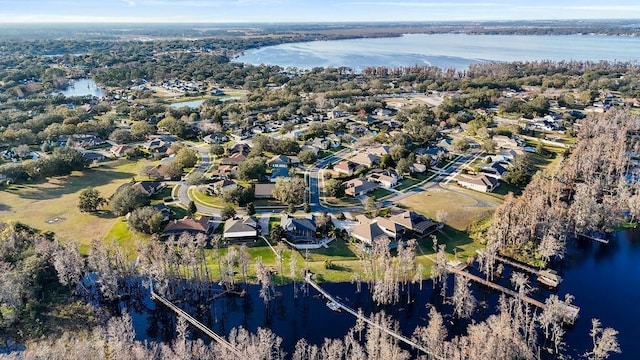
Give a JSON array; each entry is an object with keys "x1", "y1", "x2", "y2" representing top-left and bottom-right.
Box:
[
  {"x1": 304, "y1": 273, "x2": 444, "y2": 360},
  {"x1": 448, "y1": 266, "x2": 545, "y2": 308},
  {"x1": 494, "y1": 255, "x2": 540, "y2": 275},
  {"x1": 447, "y1": 266, "x2": 579, "y2": 324},
  {"x1": 150, "y1": 289, "x2": 241, "y2": 356}
]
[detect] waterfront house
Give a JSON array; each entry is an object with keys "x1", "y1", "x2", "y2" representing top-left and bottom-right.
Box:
[
  {"x1": 280, "y1": 214, "x2": 317, "y2": 244},
  {"x1": 223, "y1": 216, "x2": 259, "y2": 242},
  {"x1": 163, "y1": 216, "x2": 214, "y2": 238},
  {"x1": 388, "y1": 211, "x2": 439, "y2": 237}
]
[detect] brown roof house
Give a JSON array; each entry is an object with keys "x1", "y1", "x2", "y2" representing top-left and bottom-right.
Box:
[
  {"x1": 349, "y1": 216, "x2": 404, "y2": 247},
  {"x1": 344, "y1": 178, "x2": 379, "y2": 197},
  {"x1": 132, "y1": 181, "x2": 165, "y2": 197},
  {"x1": 334, "y1": 160, "x2": 362, "y2": 176},
  {"x1": 163, "y1": 216, "x2": 214, "y2": 238},
  {"x1": 456, "y1": 174, "x2": 499, "y2": 193},
  {"x1": 254, "y1": 183, "x2": 276, "y2": 199}
]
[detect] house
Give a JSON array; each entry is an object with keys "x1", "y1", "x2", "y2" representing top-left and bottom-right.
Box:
[
  {"x1": 367, "y1": 170, "x2": 401, "y2": 189},
  {"x1": 280, "y1": 214, "x2": 317, "y2": 244},
  {"x1": 327, "y1": 110, "x2": 345, "y2": 119},
  {"x1": 491, "y1": 148, "x2": 522, "y2": 163},
  {"x1": 152, "y1": 204, "x2": 174, "y2": 221},
  {"x1": 254, "y1": 183, "x2": 276, "y2": 199},
  {"x1": 210, "y1": 165, "x2": 237, "y2": 179},
  {"x1": 456, "y1": 174, "x2": 499, "y2": 193},
  {"x1": 110, "y1": 144, "x2": 131, "y2": 158},
  {"x1": 350, "y1": 152, "x2": 380, "y2": 167},
  {"x1": 312, "y1": 137, "x2": 330, "y2": 150},
  {"x1": 480, "y1": 162, "x2": 509, "y2": 179},
  {"x1": 229, "y1": 143, "x2": 251, "y2": 155},
  {"x1": 349, "y1": 216, "x2": 403, "y2": 246},
  {"x1": 208, "y1": 179, "x2": 237, "y2": 195},
  {"x1": 436, "y1": 139, "x2": 453, "y2": 152},
  {"x1": 344, "y1": 178, "x2": 379, "y2": 197},
  {"x1": 333, "y1": 160, "x2": 361, "y2": 176},
  {"x1": 411, "y1": 163, "x2": 428, "y2": 173},
  {"x1": 267, "y1": 154, "x2": 290, "y2": 168},
  {"x1": 133, "y1": 181, "x2": 165, "y2": 196},
  {"x1": 269, "y1": 167, "x2": 290, "y2": 183},
  {"x1": 163, "y1": 216, "x2": 213, "y2": 237},
  {"x1": 223, "y1": 216, "x2": 259, "y2": 242},
  {"x1": 82, "y1": 151, "x2": 106, "y2": 163},
  {"x1": 301, "y1": 145, "x2": 320, "y2": 156},
  {"x1": 375, "y1": 108, "x2": 393, "y2": 116},
  {"x1": 388, "y1": 211, "x2": 439, "y2": 237},
  {"x1": 368, "y1": 145, "x2": 391, "y2": 157},
  {"x1": 203, "y1": 133, "x2": 228, "y2": 144},
  {"x1": 492, "y1": 135, "x2": 519, "y2": 149},
  {"x1": 349, "y1": 221, "x2": 390, "y2": 246},
  {"x1": 220, "y1": 152, "x2": 247, "y2": 165}
]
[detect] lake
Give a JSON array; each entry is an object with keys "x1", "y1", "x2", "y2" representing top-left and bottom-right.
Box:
[
  {"x1": 117, "y1": 229, "x2": 639, "y2": 359},
  {"x1": 52, "y1": 78, "x2": 106, "y2": 98},
  {"x1": 236, "y1": 34, "x2": 640, "y2": 71}
]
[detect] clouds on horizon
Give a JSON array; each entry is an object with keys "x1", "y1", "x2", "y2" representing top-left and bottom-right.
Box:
[{"x1": 0, "y1": 0, "x2": 639, "y2": 23}]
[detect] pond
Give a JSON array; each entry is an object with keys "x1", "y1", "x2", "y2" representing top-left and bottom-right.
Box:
[{"x1": 52, "y1": 78, "x2": 106, "y2": 98}]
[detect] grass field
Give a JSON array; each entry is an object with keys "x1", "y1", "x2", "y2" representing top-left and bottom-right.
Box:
[
  {"x1": 398, "y1": 186, "x2": 500, "y2": 231},
  {"x1": 0, "y1": 159, "x2": 155, "y2": 248}
]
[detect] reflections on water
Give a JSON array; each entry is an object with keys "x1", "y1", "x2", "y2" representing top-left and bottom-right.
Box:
[
  {"x1": 52, "y1": 78, "x2": 106, "y2": 98},
  {"x1": 96, "y1": 229, "x2": 639, "y2": 359},
  {"x1": 236, "y1": 33, "x2": 640, "y2": 71}
]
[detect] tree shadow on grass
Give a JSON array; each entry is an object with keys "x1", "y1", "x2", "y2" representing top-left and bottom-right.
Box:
[
  {"x1": 7, "y1": 168, "x2": 134, "y2": 200},
  {"x1": 94, "y1": 210, "x2": 117, "y2": 219},
  {"x1": 0, "y1": 203, "x2": 12, "y2": 212}
]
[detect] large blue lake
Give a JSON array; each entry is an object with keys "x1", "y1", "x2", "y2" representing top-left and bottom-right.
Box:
[
  {"x1": 236, "y1": 33, "x2": 640, "y2": 71},
  {"x1": 121, "y1": 229, "x2": 639, "y2": 359}
]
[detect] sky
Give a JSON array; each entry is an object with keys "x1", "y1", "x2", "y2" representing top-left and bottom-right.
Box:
[{"x1": 0, "y1": 0, "x2": 639, "y2": 23}]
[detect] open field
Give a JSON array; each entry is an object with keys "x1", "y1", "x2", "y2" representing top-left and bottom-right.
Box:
[
  {"x1": 0, "y1": 159, "x2": 155, "y2": 249},
  {"x1": 398, "y1": 185, "x2": 500, "y2": 231}
]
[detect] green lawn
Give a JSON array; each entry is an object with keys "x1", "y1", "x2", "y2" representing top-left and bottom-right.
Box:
[
  {"x1": 369, "y1": 188, "x2": 393, "y2": 200},
  {"x1": 396, "y1": 172, "x2": 432, "y2": 191},
  {"x1": 189, "y1": 187, "x2": 230, "y2": 208},
  {"x1": 399, "y1": 186, "x2": 500, "y2": 231},
  {"x1": 0, "y1": 158, "x2": 156, "y2": 248}
]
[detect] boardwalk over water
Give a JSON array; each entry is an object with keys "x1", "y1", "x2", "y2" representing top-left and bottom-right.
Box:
[
  {"x1": 304, "y1": 273, "x2": 444, "y2": 360},
  {"x1": 150, "y1": 288, "x2": 241, "y2": 356},
  {"x1": 447, "y1": 265, "x2": 579, "y2": 324}
]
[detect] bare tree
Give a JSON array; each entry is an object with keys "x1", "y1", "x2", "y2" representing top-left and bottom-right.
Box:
[
  {"x1": 587, "y1": 318, "x2": 622, "y2": 360},
  {"x1": 451, "y1": 274, "x2": 476, "y2": 319}
]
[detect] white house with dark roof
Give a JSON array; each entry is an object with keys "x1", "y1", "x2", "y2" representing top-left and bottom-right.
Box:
[
  {"x1": 223, "y1": 216, "x2": 259, "y2": 242},
  {"x1": 456, "y1": 174, "x2": 499, "y2": 193}
]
